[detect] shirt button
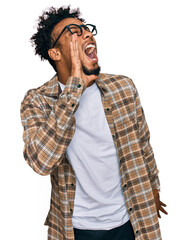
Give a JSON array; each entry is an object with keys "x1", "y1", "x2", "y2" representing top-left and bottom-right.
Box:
[
  {"x1": 106, "y1": 108, "x2": 110, "y2": 111},
  {"x1": 72, "y1": 103, "x2": 75, "y2": 107},
  {"x1": 77, "y1": 84, "x2": 81, "y2": 88},
  {"x1": 129, "y1": 208, "x2": 133, "y2": 212},
  {"x1": 136, "y1": 230, "x2": 139, "y2": 235},
  {"x1": 71, "y1": 183, "x2": 74, "y2": 187},
  {"x1": 70, "y1": 209, "x2": 73, "y2": 213},
  {"x1": 112, "y1": 134, "x2": 115, "y2": 138},
  {"x1": 124, "y1": 184, "x2": 127, "y2": 188}
]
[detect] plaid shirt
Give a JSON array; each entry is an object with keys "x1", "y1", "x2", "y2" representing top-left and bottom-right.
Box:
[{"x1": 20, "y1": 73, "x2": 162, "y2": 240}]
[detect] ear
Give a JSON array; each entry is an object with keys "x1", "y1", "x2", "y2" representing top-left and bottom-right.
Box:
[{"x1": 48, "y1": 48, "x2": 61, "y2": 61}]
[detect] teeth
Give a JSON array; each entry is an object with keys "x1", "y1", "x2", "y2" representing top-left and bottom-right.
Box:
[
  {"x1": 85, "y1": 44, "x2": 95, "y2": 50},
  {"x1": 84, "y1": 43, "x2": 97, "y2": 60}
]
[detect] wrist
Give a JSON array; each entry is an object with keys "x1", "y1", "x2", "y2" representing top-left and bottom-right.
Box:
[{"x1": 152, "y1": 189, "x2": 159, "y2": 196}]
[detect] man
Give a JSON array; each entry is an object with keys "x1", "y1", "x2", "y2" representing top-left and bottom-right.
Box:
[{"x1": 20, "y1": 6, "x2": 168, "y2": 240}]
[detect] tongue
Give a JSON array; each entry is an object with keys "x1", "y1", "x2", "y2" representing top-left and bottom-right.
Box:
[
  {"x1": 86, "y1": 50, "x2": 97, "y2": 60},
  {"x1": 85, "y1": 48, "x2": 92, "y2": 56},
  {"x1": 88, "y1": 51, "x2": 96, "y2": 59}
]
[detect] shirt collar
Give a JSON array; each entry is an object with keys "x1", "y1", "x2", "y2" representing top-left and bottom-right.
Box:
[
  {"x1": 41, "y1": 74, "x2": 61, "y2": 98},
  {"x1": 95, "y1": 73, "x2": 109, "y2": 96},
  {"x1": 42, "y1": 73, "x2": 109, "y2": 98}
]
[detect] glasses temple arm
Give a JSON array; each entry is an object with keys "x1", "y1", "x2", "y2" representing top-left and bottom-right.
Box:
[{"x1": 51, "y1": 27, "x2": 67, "y2": 48}]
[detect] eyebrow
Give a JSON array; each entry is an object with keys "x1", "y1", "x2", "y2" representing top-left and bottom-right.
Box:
[
  {"x1": 69, "y1": 26, "x2": 78, "y2": 29},
  {"x1": 64, "y1": 28, "x2": 69, "y2": 33},
  {"x1": 64, "y1": 25, "x2": 79, "y2": 35}
]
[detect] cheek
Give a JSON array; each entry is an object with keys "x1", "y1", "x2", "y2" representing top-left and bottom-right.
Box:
[
  {"x1": 60, "y1": 40, "x2": 71, "y2": 60},
  {"x1": 64, "y1": 38, "x2": 71, "y2": 54},
  {"x1": 78, "y1": 43, "x2": 85, "y2": 59}
]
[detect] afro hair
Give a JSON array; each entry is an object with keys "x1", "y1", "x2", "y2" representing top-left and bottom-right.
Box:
[{"x1": 30, "y1": 6, "x2": 85, "y2": 71}]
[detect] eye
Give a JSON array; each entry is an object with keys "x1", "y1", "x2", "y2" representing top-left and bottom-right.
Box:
[
  {"x1": 70, "y1": 26, "x2": 80, "y2": 33},
  {"x1": 85, "y1": 26, "x2": 91, "y2": 32}
]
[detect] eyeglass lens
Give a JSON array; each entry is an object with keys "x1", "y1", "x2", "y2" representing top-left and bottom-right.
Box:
[
  {"x1": 68, "y1": 24, "x2": 97, "y2": 36},
  {"x1": 52, "y1": 24, "x2": 97, "y2": 48}
]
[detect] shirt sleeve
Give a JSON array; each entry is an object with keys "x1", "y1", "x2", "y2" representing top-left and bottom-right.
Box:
[
  {"x1": 129, "y1": 79, "x2": 161, "y2": 191},
  {"x1": 20, "y1": 76, "x2": 86, "y2": 176}
]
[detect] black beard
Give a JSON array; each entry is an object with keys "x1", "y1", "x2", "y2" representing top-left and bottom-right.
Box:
[{"x1": 82, "y1": 65, "x2": 101, "y2": 76}]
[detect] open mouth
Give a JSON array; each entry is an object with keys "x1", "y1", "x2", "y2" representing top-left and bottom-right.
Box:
[{"x1": 84, "y1": 43, "x2": 98, "y2": 62}]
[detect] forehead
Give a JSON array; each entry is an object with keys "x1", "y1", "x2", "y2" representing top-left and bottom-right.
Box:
[{"x1": 53, "y1": 18, "x2": 84, "y2": 34}]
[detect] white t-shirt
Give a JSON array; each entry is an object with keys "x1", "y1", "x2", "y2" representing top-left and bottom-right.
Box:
[{"x1": 59, "y1": 81, "x2": 129, "y2": 230}]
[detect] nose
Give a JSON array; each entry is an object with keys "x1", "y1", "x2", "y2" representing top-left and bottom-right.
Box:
[{"x1": 82, "y1": 28, "x2": 93, "y2": 40}]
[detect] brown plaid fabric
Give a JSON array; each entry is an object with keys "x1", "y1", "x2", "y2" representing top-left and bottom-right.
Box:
[{"x1": 20, "y1": 73, "x2": 162, "y2": 240}]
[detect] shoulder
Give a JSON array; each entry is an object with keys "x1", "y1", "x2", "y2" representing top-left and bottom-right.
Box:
[
  {"x1": 21, "y1": 75, "x2": 58, "y2": 106},
  {"x1": 99, "y1": 73, "x2": 136, "y2": 92}
]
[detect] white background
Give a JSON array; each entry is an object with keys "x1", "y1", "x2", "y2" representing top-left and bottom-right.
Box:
[{"x1": 1, "y1": 0, "x2": 187, "y2": 239}]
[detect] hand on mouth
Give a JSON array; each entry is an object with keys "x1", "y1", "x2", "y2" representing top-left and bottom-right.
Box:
[{"x1": 70, "y1": 34, "x2": 99, "y2": 86}]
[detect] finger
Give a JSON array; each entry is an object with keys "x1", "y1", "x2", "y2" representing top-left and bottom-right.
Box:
[
  {"x1": 72, "y1": 34, "x2": 78, "y2": 56},
  {"x1": 70, "y1": 34, "x2": 82, "y2": 78},
  {"x1": 70, "y1": 34, "x2": 76, "y2": 52},
  {"x1": 70, "y1": 41, "x2": 76, "y2": 65},
  {"x1": 87, "y1": 74, "x2": 99, "y2": 81},
  {"x1": 160, "y1": 206, "x2": 168, "y2": 215},
  {"x1": 70, "y1": 35, "x2": 78, "y2": 64},
  {"x1": 72, "y1": 34, "x2": 75, "y2": 51},
  {"x1": 72, "y1": 34, "x2": 80, "y2": 63},
  {"x1": 75, "y1": 34, "x2": 79, "y2": 55},
  {"x1": 157, "y1": 210, "x2": 161, "y2": 218},
  {"x1": 160, "y1": 201, "x2": 167, "y2": 207},
  {"x1": 70, "y1": 41, "x2": 74, "y2": 58},
  {"x1": 71, "y1": 34, "x2": 75, "y2": 54}
]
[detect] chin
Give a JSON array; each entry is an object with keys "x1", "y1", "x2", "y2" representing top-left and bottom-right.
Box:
[{"x1": 82, "y1": 65, "x2": 101, "y2": 76}]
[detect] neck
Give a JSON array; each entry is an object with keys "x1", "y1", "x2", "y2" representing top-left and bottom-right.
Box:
[
  {"x1": 56, "y1": 64, "x2": 97, "y2": 87},
  {"x1": 57, "y1": 71, "x2": 69, "y2": 85},
  {"x1": 56, "y1": 63, "x2": 70, "y2": 85}
]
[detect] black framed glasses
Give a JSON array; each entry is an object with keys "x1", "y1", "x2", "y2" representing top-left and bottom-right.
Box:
[{"x1": 51, "y1": 24, "x2": 97, "y2": 48}]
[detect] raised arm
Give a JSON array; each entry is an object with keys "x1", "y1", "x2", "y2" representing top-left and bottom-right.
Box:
[{"x1": 20, "y1": 76, "x2": 86, "y2": 176}]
